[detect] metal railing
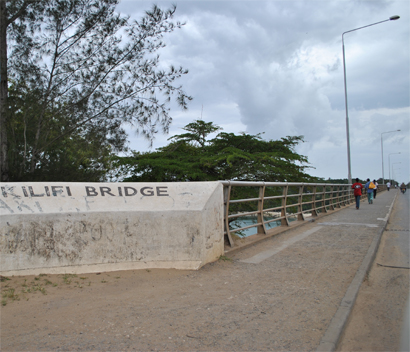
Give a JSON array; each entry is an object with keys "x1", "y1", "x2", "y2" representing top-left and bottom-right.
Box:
[{"x1": 221, "y1": 181, "x2": 385, "y2": 247}]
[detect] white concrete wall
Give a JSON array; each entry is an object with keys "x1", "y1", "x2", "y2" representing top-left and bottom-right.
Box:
[{"x1": 0, "y1": 182, "x2": 224, "y2": 276}]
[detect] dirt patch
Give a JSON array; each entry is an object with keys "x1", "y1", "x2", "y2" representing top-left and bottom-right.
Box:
[{"x1": 0, "y1": 223, "x2": 385, "y2": 351}]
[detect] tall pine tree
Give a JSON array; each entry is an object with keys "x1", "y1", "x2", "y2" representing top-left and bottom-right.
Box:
[{"x1": 1, "y1": 0, "x2": 191, "y2": 181}]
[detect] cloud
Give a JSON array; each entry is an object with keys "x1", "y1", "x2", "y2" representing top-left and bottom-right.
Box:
[{"x1": 118, "y1": 0, "x2": 410, "y2": 182}]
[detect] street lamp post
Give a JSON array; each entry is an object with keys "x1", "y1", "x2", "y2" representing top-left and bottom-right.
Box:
[
  {"x1": 342, "y1": 15, "x2": 400, "y2": 185},
  {"x1": 381, "y1": 129, "x2": 401, "y2": 184},
  {"x1": 388, "y1": 152, "x2": 401, "y2": 183}
]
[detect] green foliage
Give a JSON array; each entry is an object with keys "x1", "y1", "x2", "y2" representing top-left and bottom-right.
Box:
[
  {"x1": 321, "y1": 178, "x2": 349, "y2": 184},
  {"x1": 7, "y1": 82, "x2": 116, "y2": 181},
  {"x1": 218, "y1": 255, "x2": 233, "y2": 262},
  {"x1": 114, "y1": 120, "x2": 317, "y2": 183},
  {"x1": 4, "y1": 0, "x2": 191, "y2": 181},
  {"x1": 168, "y1": 120, "x2": 222, "y2": 147}
]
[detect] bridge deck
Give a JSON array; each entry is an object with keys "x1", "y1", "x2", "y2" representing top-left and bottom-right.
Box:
[{"x1": 1, "y1": 189, "x2": 408, "y2": 351}]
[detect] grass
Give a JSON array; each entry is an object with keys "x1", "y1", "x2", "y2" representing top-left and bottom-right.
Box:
[
  {"x1": 62, "y1": 274, "x2": 78, "y2": 285},
  {"x1": 0, "y1": 272, "x2": 118, "y2": 306},
  {"x1": 219, "y1": 255, "x2": 233, "y2": 262},
  {"x1": 0, "y1": 273, "x2": 121, "y2": 307},
  {"x1": 2, "y1": 288, "x2": 20, "y2": 305}
]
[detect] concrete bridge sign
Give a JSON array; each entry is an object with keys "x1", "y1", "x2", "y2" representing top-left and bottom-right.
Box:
[{"x1": 0, "y1": 182, "x2": 224, "y2": 276}]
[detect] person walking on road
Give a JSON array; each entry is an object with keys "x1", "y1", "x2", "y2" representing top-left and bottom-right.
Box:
[
  {"x1": 365, "y1": 178, "x2": 375, "y2": 204},
  {"x1": 373, "y1": 179, "x2": 379, "y2": 199},
  {"x1": 386, "y1": 181, "x2": 391, "y2": 191},
  {"x1": 352, "y1": 178, "x2": 363, "y2": 209}
]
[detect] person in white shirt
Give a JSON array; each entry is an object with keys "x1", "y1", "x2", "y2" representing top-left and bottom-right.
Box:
[
  {"x1": 373, "y1": 179, "x2": 379, "y2": 199},
  {"x1": 386, "y1": 181, "x2": 391, "y2": 191}
]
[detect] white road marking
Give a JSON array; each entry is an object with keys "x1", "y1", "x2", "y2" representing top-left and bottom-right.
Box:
[
  {"x1": 319, "y1": 222, "x2": 379, "y2": 228},
  {"x1": 378, "y1": 200, "x2": 395, "y2": 221},
  {"x1": 240, "y1": 227, "x2": 321, "y2": 264}
]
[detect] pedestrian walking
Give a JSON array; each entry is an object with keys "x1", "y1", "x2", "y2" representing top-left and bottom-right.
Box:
[
  {"x1": 386, "y1": 181, "x2": 391, "y2": 191},
  {"x1": 351, "y1": 178, "x2": 363, "y2": 209},
  {"x1": 365, "y1": 178, "x2": 375, "y2": 204},
  {"x1": 373, "y1": 179, "x2": 379, "y2": 199}
]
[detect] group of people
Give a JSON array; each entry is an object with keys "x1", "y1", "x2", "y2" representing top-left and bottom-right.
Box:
[
  {"x1": 351, "y1": 178, "x2": 407, "y2": 209},
  {"x1": 351, "y1": 178, "x2": 378, "y2": 209}
]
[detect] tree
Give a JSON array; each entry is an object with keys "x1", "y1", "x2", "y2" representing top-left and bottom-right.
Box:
[
  {"x1": 113, "y1": 120, "x2": 316, "y2": 183},
  {"x1": 1, "y1": 0, "x2": 191, "y2": 181},
  {"x1": 168, "y1": 119, "x2": 222, "y2": 147},
  {"x1": 7, "y1": 81, "x2": 116, "y2": 181}
]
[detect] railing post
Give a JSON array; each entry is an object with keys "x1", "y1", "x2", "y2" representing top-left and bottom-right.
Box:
[
  {"x1": 257, "y1": 184, "x2": 267, "y2": 235},
  {"x1": 223, "y1": 184, "x2": 234, "y2": 247},
  {"x1": 220, "y1": 181, "x2": 354, "y2": 248},
  {"x1": 343, "y1": 185, "x2": 349, "y2": 206},
  {"x1": 337, "y1": 186, "x2": 345, "y2": 208},
  {"x1": 311, "y1": 185, "x2": 318, "y2": 217},
  {"x1": 281, "y1": 184, "x2": 289, "y2": 226},
  {"x1": 322, "y1": 185, "x2": 328, "y2": 213},
  {"x1": 298, "y1": 184, "x2": 304, "y2": 221},
  {"x1": 328, "y1": 185, "x2": 335, "y2": 211},
  {"x1": 336, "y1": 186, "x2": 343, "y2": 208}
]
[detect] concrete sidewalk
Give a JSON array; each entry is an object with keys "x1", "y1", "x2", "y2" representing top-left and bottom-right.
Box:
[
  {"x1": 229, "y1": 188, "x2": 399, "y2": 352},
  {"x1": 315, "y1": 189, "x2": 398, "y2": 351},
  {"x1": 0, "y1": 189, "x2": 403, "y2": 351}
]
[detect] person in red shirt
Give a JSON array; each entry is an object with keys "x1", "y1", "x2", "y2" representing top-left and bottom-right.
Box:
[{"x1": 351, "y1": 178, "x2": 363, "y2": 209}]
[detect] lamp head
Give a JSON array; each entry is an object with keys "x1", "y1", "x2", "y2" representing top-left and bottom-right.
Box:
[{"x1": 389, "y1": 15, "x2": 400, "y2": 20}]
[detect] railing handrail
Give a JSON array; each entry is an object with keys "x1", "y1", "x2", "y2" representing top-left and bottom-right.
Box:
[
  {"x1": 221, "y1": 181, "x2": 386, "y2": 248},
  {"x1": 220, "y1": 180, "x2": 348, "y2": 187}
]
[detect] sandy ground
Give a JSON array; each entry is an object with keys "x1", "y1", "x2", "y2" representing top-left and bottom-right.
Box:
[{"x1": 1, "y1": 191, "x2": 408, "y2": 351}]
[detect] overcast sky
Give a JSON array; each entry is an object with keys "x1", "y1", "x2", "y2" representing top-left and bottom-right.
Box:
[{"x1": 117, "y1": 0, "x2": 409, "y2": 183}]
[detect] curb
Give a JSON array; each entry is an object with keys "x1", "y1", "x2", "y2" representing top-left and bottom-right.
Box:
[{"x1": 316, "y1": 192, "x2": 398, "y2": 352}]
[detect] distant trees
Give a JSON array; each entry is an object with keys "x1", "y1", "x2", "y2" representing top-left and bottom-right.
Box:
[
  {"x1": 1, "y1": 0, "x2": 191, "y2": 181},
  {"x1": 114, "y1": 120, "x2": 316, "y2": 183}
]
